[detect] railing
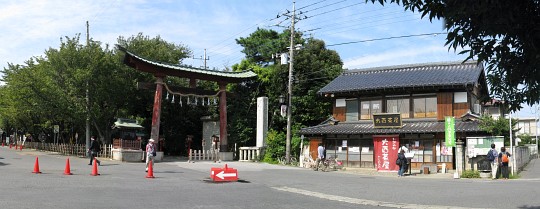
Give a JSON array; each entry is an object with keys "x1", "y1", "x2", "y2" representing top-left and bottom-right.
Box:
[
  {"x1": 238, "y1": 147, "x2": 261, "y2": 162},
  {"x1": 113, "y1": 139, "x2": 141, "y2": 150},
  {"x1": 188, "y1": 149, "x2": 220, "y2": 162},
  {"x1": 23, "y1": 142, "x2": 113, "y2": 159}
]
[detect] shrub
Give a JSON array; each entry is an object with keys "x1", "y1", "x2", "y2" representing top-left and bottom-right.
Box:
[{"x1": 461, "y1": 170, "x2": 481, "y2": 178}]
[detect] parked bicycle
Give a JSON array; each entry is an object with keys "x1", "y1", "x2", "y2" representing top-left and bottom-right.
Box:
[
  {"x1": 302, "y1": 155, "x2": 317, "y2": 169},
  {"x1": 313, "y1": 155, "x2": 343, "y2": 172},
  {"x1": 278, "y1": 156, "x2": 298, "y2": 166}
]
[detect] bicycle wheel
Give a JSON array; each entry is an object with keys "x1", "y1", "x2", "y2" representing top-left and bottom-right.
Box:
[
  {"x1": 290, "y1": 157, "x2": 298, "y2": 166},
  {"x1": 327, "y1": 160, "x2": 336, "y2": 171},
  {"x1": 279, "y1": 156, "x2": 287, "y2": 165}
]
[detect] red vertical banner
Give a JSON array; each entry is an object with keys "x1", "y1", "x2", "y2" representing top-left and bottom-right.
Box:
[{"x1": 373, "y1": 135, "x2": 400, "y2": 172}]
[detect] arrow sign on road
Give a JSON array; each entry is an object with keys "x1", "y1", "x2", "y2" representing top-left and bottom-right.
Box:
[{"x1": 210, "y1": 164, "x2": 238, "y2": 182}]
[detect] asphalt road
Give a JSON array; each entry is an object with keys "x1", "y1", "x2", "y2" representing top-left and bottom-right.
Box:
[{"x1": 1, "y1": 147, "x2": 539, "y2": 209}]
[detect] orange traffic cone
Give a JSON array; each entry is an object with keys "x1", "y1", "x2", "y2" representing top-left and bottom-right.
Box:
[
  {"x1": 20, "y1": 144, "x2": 23, "y2": 151},
  {"x1": 14, "y1": 144, "x2": 18, "y2": 150},
  {"x1": 90, "y1": 159, "x2": 100, "y2": 176},
  {"x1": 146, "y1": 159, "x2": 155, "y2": 178},
  {"x1": 32, "y1": 157, "x2": 42, "y2": 174},
  {"x1": 63, "y1": 158, "x2": 72, "y2": 175}
]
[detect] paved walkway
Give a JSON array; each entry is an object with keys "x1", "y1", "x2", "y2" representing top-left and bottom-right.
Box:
[
  {"x1": 4, "y1": 147, "x2": 538, "y2": 180},
  {"x1": 518, "y1": 156, "x2": 540, "y2": 180}
]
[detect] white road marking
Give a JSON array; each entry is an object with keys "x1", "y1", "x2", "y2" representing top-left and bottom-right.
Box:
[{"x1": 272, "y1": 186, "x2": 487, "y2": 209}]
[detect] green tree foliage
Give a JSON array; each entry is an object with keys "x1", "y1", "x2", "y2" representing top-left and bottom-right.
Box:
[
  {"x1": 517, "y1": 133, "x2": 534, "y2": 145},
  {"x1": 478, "y1": 115, "x2": 520, "y2": 146},
  {"x1": 0, "y1": 33, "x2": 193, "y2": 147},
  {"x1": 231, "y1": 28, "x2": 343, "y2": 161},
  {"x1": 369, "y1": 0, "x2": 540, "y2": 111}
]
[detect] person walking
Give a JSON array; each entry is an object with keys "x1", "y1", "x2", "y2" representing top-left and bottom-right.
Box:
[
  {"x1": 314, "y1": 143, "x2": 325, "y2": 171},
  {"x1": 397, "y1": 148, "x2": 407, "y2": 177},
  {"x1": 487, "y1": 143, "x2": 498, "y2": 180},
  {"x1": 498, "y1": 147, "x2": 512, "y2": 180},
  {"x1": 88, "y1": 136, "x2": 101, "y2": 166},
  {"x1": 146, "y1": 139, "x2": 156, "y2": 172}
]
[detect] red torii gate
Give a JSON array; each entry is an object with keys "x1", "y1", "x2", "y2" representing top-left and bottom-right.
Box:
[{"x1": 118, "y1": 46, "x2": 256, "y2": 154}]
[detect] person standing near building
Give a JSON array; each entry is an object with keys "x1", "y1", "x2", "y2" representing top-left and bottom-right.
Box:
[
  {"x1": 314, "y1": 143, "x2": 325, "y2": 171},
  {"x1": 487, "y1": 143, "x2": 498, "y2": 180},
  {"x1": 397, "y1": 149, "x2": 407, "y2": 177},
  {"x1": 88, "y1": 136, "x2": 101, "y2": 166},
  {"x1": 498, "y1": 147, "x2": 512, "y2": 180},
  {"x1": 146, "y1": 139, "x2": 156, "y2": 172}
]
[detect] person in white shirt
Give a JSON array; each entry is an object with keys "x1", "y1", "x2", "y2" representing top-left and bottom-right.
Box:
[
  {"x1": 146, "y1": 139, "x2": 156, "y2": 172},
  {"x1": 314, "y1": 143, "x2": 325, "y2": 171}
]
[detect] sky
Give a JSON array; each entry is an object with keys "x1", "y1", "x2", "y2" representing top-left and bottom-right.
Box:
[{"x1": 0, "y1": 0, "x2": 537, "y2": 119}]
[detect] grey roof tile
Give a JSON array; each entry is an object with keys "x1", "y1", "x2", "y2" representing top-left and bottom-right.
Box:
[
  {"x1": 299, "y1": 120, "x2": 482, "y2": 135},
  {"x1": 319, "y1": 61, "x2": 483, "y2": 94}
]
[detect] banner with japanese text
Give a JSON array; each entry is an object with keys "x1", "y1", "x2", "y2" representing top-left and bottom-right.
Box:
[
  {"x1": 373, "y1": 135, "x2": 400, "y2": 172},
  {"x1": 445, "y1": 116, "x2": 456, "y2": 147}
]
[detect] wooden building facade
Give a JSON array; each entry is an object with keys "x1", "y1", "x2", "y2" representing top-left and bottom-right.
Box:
[{"x1": 300, "y1": 61, "x2": 491, "y2": 172}]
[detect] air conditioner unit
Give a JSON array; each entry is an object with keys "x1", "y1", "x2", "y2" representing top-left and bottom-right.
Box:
[{"x1": 473, "y1": 104, "x2": 482, "y2": 114}]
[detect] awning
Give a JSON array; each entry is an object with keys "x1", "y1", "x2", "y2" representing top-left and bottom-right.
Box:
[
  {"x1": 299, "y1": 120, "x2": 483, "y2": 135},
  {"x1": 112, "y1": 118, "x2": 144, "y2": 129}
]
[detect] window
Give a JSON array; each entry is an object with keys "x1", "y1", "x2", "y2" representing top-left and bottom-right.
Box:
[
  {"x1": 386, "y1": 98, "x2": 410, "y2": 118},
  {"x1": 413, "y1": 97, "x2": 437, "y2": 118},
  {"x1": 454, "y1": 92, "x2": 467, "y2": 103},
  {"x1": 360, "y1": 99, "x2": 382, "y2": 120},
  {"x1": 345, "y1": 99, "x2": 358, "y2": 121}
]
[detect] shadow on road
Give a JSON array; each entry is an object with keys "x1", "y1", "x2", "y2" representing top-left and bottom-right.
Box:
[{"x1": 517, "y1": 205, "x2": 540, "y2": 209}]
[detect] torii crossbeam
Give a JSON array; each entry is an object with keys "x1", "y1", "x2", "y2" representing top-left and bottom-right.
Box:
[{"x1": 118, "y1": 46, "x2": 256, "y2": 155}]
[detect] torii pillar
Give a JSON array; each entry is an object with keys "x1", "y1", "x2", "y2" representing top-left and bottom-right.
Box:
[
  {"x1": 150, "y1": 76, "x2": 165, "y2": 141},
  {"x1": 149, "y1": 79, "x2": 230, "y2": 157},
  {"x1": 218, "y1": 82, "x2": 228, "y2": 152}
]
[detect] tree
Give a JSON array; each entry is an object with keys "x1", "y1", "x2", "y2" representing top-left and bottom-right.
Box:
[
  {"x1": 0, "y1": 33, "x2": 194, "y2": 147},
  {"x1": 478, "y1": 115, "x2": 520, "y2": 146},
  {"x1": 232, "y1": 28, "x2": 343, "y2": 162},
  {"x1": 369, "y1": 0, "x2": 540, "y2": 111},
  {"x1": 517, "y1": 133, "x2": 534, "y2": 145}
]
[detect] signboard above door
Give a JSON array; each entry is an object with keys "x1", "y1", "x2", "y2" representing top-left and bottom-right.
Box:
[{"x1": 373, "y1": 113, "x2": 402, "y2": 128}]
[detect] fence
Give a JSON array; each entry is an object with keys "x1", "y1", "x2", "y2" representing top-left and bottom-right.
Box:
[
  {"x1": 113, "y1": 139, "x2": 141, "y2": 150},
  {"x1": 23, "y1": 142, "x2": 113, "y2": 159},
  {"x1": 238, "y1": 147, "x2": 261, "y2": 162},
  {"x1": 188, "y1": 149, "x2": 219, "y2": 162}
]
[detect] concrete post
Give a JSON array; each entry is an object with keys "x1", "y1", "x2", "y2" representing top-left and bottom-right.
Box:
[
  {"x1": 456, "y1": 140, "x2": 465, "y2": 175},
  {"x1": 256, "y1": 97, "x2": 268, "y2": 148}
]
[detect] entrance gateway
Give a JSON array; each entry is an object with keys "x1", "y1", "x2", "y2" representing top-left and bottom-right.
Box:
[{"x1": 118, "y1": 46, "x2": 257, "y2": 160}]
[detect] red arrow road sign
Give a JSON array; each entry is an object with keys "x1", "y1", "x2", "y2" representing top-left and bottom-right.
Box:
[
  {"x1": 216, "y1": 170, "x2": 236, "y2": 180},
  {"x1": 210, "y1": 164, "x2": 238, "y2": 182}
]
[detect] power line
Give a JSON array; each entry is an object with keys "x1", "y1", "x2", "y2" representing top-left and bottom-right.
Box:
[
  {"x1": 302, "y1": 0, "x2": 348, "y2": 14},
  {"x1": 306, "y1": 1, "x2": 365, "y2": 19},
  {"x1": 327, "y1": 33, "x2": 447, "y2": 47},
  {"x1": 297, "y1": 0, "x2": 328, "y2": 10}
]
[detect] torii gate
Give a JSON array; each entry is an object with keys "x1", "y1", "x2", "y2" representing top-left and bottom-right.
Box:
[{"x1": 118, "y1": 46, "x2": 256, "y2": 156}]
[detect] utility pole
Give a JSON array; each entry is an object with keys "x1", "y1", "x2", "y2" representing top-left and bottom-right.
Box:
[
  {"x1": 285, "y1": 1, "x2": 296, "y2": 164},
  {"x1": 510, "y1": 111, "x2": 514, "y2": 176},
  {"x1": 535, "y1": 105, "x2": 539, "y2": 156},
  {"x1": 193, "y1": 49, "x2": 209, "y2": 69},
  {"x1": 85, "y1": 21, "x2": 91, "y2": 155}
]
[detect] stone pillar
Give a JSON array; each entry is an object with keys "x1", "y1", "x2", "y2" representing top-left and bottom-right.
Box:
[
  {"x1": 456, "y1": 140, "x2": 465, "y2": 175},
  {"x1": 256, "y1": 97, "x2": 268, "y2": 148}
]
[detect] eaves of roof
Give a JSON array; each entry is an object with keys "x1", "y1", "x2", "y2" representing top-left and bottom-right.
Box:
[
  {"x1": 117, "y1": 45, "x2": 257, "y2": 82},
  {"x1": 299, "y1": 120, "x2": 483, "y2": 135}
]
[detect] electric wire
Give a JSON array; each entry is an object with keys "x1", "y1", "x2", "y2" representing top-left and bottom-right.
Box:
[{"x1": 326, "y1": 32, "x2": 447, "y2": 47}]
